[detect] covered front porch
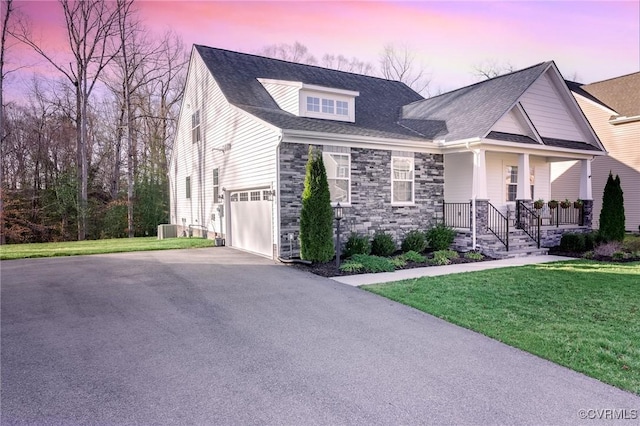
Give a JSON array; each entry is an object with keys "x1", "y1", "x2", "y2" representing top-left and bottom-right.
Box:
[{"x1": 443, "y1": 149, "x2": 596, "y2": 256}]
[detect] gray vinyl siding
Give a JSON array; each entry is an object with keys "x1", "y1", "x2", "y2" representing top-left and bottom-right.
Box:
[{"x1": 520, "y1": 73, "x2": 587, "y2": 142}]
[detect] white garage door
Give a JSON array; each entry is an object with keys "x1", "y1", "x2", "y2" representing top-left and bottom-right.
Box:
[{"x1": 229, "y1": 189, "x2": 273, "y2": 257}]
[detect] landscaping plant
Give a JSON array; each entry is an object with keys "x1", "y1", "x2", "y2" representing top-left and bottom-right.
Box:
[
  {"x1": 343, "y1": 233, "x2": 371, "y2": 258},
  {"x1": 401, "y1": 250, "x2": 426, "y2": 263},
  {"x1": 599, "y1": 172, "x2": 625, "y2": 242},
  {"x1": 401, "y1": 230, "x2": 427, "y2": 253},
  {"x1": 426, "y1": 223, "x2": 456, "y2": 251},
  {"x1": 348, "y1": 254, "x2": 395, "y2": 273},
  {"x1": 371, "y1": 231, "x2": 396, "y2": 256},
  {"x1": 300, "y1": 146, "x2": 335, "y2": 263}
]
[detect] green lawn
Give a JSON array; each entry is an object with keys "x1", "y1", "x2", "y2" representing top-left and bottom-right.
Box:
[
  {"x1": 365, "y1": 260, "x2": 640, "y2": 395},
  {"x1": 0, "y1": 237, "x2": 215, "y2": 260}
]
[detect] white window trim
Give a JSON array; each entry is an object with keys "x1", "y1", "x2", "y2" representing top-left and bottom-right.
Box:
[
  {"x1": 301, "y1": 92, "x2": 355, "y2": 122},
  {"x1": 391, "y1": 155, "x2": 415, "y2": 206},
  {"x1": 322, "y1": 149, "x2": 351, "y2": 206}
]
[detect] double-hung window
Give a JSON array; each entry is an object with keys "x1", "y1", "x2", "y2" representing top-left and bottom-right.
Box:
[
  {"x1": 212, "y1": 168, "x2": 219, "y2": 202},
  {"x1": 322, "y1": 147, "x2": 350, "y2": 204},
  {"x1": 191, "y1": 110, "x2": 201, "y2": 143},
  {"x1": 506, "y1": 166, "x2": 535, "y2": 201},
  {"x1": 392, "y1": 153, "x2": 414, "y2": 204}
]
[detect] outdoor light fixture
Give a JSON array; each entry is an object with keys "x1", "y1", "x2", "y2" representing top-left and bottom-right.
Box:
[{"x1": 334, "y1": 202, "x2": 344, "y2": 268}]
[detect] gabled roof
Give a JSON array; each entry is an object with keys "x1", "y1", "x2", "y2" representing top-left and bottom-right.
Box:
[
  {"x1": 400, "y1": 62, "x2": 551, "y2": 141},
  {"x1": 578, "y1": 72, "x2": 640, "y2": 117},
  {"x1": 194, "y1": 45, "x2": 426, "y2": 141}
]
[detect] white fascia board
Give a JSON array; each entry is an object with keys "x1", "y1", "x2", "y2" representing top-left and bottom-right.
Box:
[
  {"x1": 257, "y1": 78, "x2": 303, "y2": 89},
  {"x1": 302, "y1": 84, "x2": 360, "y2": 97},
  {"x1": 609, "y1": 115, "x2": 640, "y2": 125},
  {"x1": 281, "y1": 129, "x2": 439, "y2": 154},
  {"x1": 477, "y1": 139, "x2": 606, "y2": 158}
]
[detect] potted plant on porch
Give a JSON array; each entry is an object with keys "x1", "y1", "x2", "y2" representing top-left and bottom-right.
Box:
[
  {"x1": 533, "y1": 199, "x2": 545, "y2": 210},
  {"x1": 574, "y1": 199, "x2": 584, "y2": 209},
  {"x1": 548, "y1": 200, "x2": 559, "y2": 209},
  {"x1": 560, "y1": 199, "x2": 572, "y2": 209}
]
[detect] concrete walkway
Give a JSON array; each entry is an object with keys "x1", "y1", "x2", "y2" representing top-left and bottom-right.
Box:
[{"x1": 332, "y1": 255, "x2": 575, "y2": 286}]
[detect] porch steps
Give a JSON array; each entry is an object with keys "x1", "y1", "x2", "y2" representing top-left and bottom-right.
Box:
[{"x1": 478, "y1": 229, "x2": 549, "y2": 260}]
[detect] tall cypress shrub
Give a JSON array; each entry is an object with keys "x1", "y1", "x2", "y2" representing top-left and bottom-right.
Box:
[
  {"x1": 300, "y1": 145, "x2": 335, "y2": 262},
  {"x1": 599, "y1": 172, "x2": 625, "y2": 241}
]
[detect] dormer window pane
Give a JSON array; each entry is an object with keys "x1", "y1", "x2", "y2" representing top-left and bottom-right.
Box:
[
  {"x1": 307, "y1": 96, "x2": 320, "y2": 112},
  {"x1": 336, "y1": 101, "x2": 348, "y2": 115},
  {"x1": 322, "y1": 99, "x2": 334, "y2": 114}
]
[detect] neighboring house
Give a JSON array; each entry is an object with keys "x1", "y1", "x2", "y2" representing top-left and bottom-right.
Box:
[
  {"x1": 169, "y1": 45, "x2": 605, "y2": 259},
  {"x1": 553, "y1": 73, "x2": 640, "y2": 232}
]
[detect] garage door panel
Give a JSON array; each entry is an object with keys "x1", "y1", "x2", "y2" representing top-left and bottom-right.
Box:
[{"x1": 230, "y1": 189, "x2": 272, "y2": 257}]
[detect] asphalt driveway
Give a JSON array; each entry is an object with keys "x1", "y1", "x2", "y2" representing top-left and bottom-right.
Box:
[{"x1": 2, "y1": 247, "x2": 638, "y2": 425}]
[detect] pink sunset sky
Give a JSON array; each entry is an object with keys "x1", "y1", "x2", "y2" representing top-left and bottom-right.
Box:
[{"x1": 8, "y1": 0, "x2": 640, "y2": 98}]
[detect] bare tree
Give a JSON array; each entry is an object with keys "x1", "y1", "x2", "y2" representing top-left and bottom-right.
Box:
[
  {"x1": 320, "y1": 54, "x2": 374, "y2": 75},
  {"x1": 379, "y1": 44, "x2": 431, "y2": 96},
  {"x1": 13, "y1": 0, "x2": 120, "y2": 240},
  {"x1": 0, "y1": 0, "x2": 14, "y2": 244},
  {"x1": 472, "y1": 59, "x2": 516, "y2": 80},
  {"x1": 257, "y1": 41, "x2": 317, "y2": 65}
]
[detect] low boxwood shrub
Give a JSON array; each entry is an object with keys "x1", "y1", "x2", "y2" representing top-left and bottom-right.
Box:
[
  {"x1": 371, "y1": 231, "x2": 396, "y2": 257},
  {"x1": 584, "y1": 232, "x2": 596, "y2": 251},
  {"x1": 343, "y1": 233, "x2": 371, "y2": 258},
  {"x1": 339, "y1": 260, "x2": 364, "y2": 273},
  {"x1": 464, "y1": 251, "x2": 484, "y2": 260},
  {"x1": 350, "y1": 254, "x2": 395, "y2": 273},
  {"x1": 426, "y1": 224, "x2": 456, "y2": 251},
  {"x1": 390, "y1": 256, "x2": 407, "y2": 268},
  {"x1": 401, "y1": 230, "x2": 427, "y2": 253},
  {"x1": 559, "y1": 233, "x2": 586, "y2": 252},
  {"x1": 401, "y1": 250, "x2": 426, "y2": 263},
  {"x1": 430, "y1": 249, "x2": 459, "y2": 265}
]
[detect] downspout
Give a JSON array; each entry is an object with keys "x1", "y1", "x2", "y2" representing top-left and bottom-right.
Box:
[{"x1": 275, "y1": 131, "x2": 283, "y2": 261}]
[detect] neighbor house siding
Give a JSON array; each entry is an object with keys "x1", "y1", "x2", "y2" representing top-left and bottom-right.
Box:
[
  {"x1": 520, "y1": 73, "x2": 587, "y2": 141},
  {"x1": 278, "y1": 142, "x2": 444, "y2": 257},
  {"x1": 170, "y1": 48, "x2": 280, "y2": 238},
  {"x1": 552, "y1": 94, "x2": 640, "y2": 231}
]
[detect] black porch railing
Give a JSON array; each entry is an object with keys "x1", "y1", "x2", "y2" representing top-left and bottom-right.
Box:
[
  {"x1": 488, "y1": 202, "x2": 509, "y2": 251},
  {"x1": 516, "y1": 201, "x2": 541, "y2": 248},
  {"x1": 442, "y1": 202, "x2": 471, "y2": 229},
  {"x1": 532, "y1": 204, "x2": 584, "y2": 226}
]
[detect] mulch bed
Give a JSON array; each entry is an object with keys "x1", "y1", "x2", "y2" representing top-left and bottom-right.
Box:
[{"x1": 288, "y1": 251, "x2": 495, "y2": 278}]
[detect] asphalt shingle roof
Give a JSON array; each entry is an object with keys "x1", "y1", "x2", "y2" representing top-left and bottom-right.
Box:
[
  {"x1": 400, "y1": 62, "x2": 551, "y2": 141},
  {"x1": 195, "y1": 45, "x2": 427, "y2": 141},
  {"x1": 578, "y1": 72, "x2": 640, "y2": 117}
]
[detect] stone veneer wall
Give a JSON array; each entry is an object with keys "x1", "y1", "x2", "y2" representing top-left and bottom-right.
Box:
[{"x1": 278, "y1": 142, "x2": 444, "y2": 257}]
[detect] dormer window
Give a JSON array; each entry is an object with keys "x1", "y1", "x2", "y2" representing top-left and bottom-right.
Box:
[
  {"x1": 257, "y1": 78, "x2": 359, "y2": 123},
  {"x1": 307, "y1": 97, "x2": 320, "y2": 112}
]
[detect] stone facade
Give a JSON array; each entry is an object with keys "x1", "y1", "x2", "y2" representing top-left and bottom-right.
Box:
[{"x1": 278, "y1": 142, "x2": 444, "y2": 257}]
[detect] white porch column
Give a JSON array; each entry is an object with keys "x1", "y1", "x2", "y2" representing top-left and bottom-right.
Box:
[
  {"x1": 472, "y1": 149, "x2": 488, "y2": 200},
  {"x1": 579, "y1": 159, "x2": 593, "y2": 200},
  {"x1": 516, "y1": 153, "x2": 531, "y2": 200}
]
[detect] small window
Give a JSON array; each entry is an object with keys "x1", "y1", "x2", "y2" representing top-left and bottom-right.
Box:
[
  {"x1": 250, "y1": 191, "x2": 260, "y2": 201},
  {"x1": 212, "y1": 168, "x2": 219, "y2": 202},
  {"x1": 263, "y1": 191, "x2": 270, "y2": 201},
  {"x1": 239, "y1": 192, "x2": 248, "y2": 202},
  {"x1": 322, "y1": 151, "x2": 350, "y2": 203},
  {"x1": 307, "y1": 97, "x2": 320, "y2": 112},
  {"x1": 191, "y1": 110, "x2": 201, "y2": 143},
  {"x1": 185, "y1": 176, "x2": 191, "y2": 199},
  {"x1": 230, "y1": 193, "x2": 238, "y2": 202},
  {"x1": 392, "y1": 156, "x2": 414, "y2": 203},
  {"x1": 336, "y1": 100, "x2": 348, "y2": 116},
  {"x1": 322, "y1": 99, "x2": 334, "y2": 114},
  {"x1": 506, "y1": 166, "x2": 518, "y2": 202}
]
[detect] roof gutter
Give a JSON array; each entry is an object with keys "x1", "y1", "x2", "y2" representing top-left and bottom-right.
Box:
[
  {"x1": 609, "y1": 115, "x2": 640, "y2": 125},
  {"x1": 280, "y1": 129, "x2": 441, "y2": 153}
]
